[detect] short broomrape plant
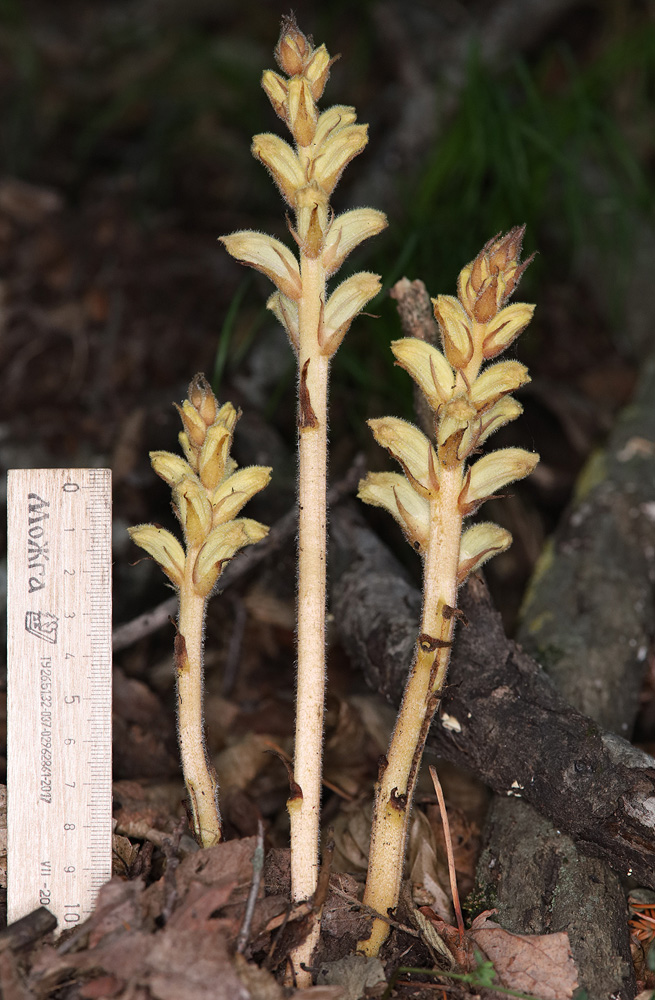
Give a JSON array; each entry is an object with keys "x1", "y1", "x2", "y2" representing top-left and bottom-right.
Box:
[
  {"x1": 219, "y1": 15, "x2": 387, "y2": 980},
  {"x1": 128, "y1": 374, "x2": 271, "y2": 848},
  {"x1": 357, "y1": 228, "x2": 539, "y2": 956}
]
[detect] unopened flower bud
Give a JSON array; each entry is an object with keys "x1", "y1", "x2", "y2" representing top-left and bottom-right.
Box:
[
  {"x1": 472, "y1": 276, "x2": 500, "y2": 323},
  {"x1": 287, "y1": 77, "x2": 317, "y2": 146},
  {"x1": 215, "y1": 401, "x2": 239, "y2": 434},
  {"x1": 487, "y1": 225, "x2": 525, "y2": 275},
  {"x1": 433, "y1": 295, "x2": 473, "y2": 371},
  {"x1": 458, "y1": 227, "x2": 533, "y2": 320},
  {"x1": 305, "y1": 44, "x2": 333, "y2": 101},
  {"x1": 275, "y1": 17, "x2": 311, "y2": 76},
  {"x1": 199, "y1": 423, "x2": 232, "y2": 491},
  {"x1": 295, "y1": 183, "x2": 328, "y2": 258},
  {"x1": 188, "y1": 373, "x2": 217, "y2": 425},
  {"x1": 174, "y1": 478, "x2": 213, "y2": 549},
  {"x1": 262, "y1": 70, "x2": 289, "y2": 121},
  {"x1": 437, "y1": 396, "x2": 478, "y2": 466},
  {"x1": 176, "y1": 400, "x2": 206, "y2": 447}
]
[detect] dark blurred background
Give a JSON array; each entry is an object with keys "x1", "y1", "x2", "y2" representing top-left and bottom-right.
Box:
[{"x1": 1, "y1": 0, "x2": 654, "y2": 629}]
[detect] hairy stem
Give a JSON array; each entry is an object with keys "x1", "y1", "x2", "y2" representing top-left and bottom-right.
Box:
[
  {"x1": 359, "y1": 465, "x2": 463, "y2": 955},
  {"x1": 177, "y1": 552, "x2": 221, "y2": 848},
  {"x1": 289, "y1": 254, "x2": 329, "y2": 981}
]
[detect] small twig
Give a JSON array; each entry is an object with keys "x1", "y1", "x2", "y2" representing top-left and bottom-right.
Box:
[
  {"x1": 237, "y1": 819, "x2": 265, "y2": 955},
  {"x1": 382, "y1": 963, "x2": 551, "y2": 1000},
  {"x1": 113, "y1": 456, "x2": 365, "y2": 653},
  {"x1": 429, "y1": 765, "x2": 465, "y2": 945},
  {"x1": 328, "y1": 884, "x2": 420, "y2": 939},
  {"x1": 390, "y1": 278, "x2": 439, "y2": 343},
  {"x1": 112, "y1": 595, "x2": 177, "y2": 651},
  {"x1": 390, "y1": 278, "x2": 440, "y2": 438},
  {"x1": 0, "y1": 907, "x2": 57, "y2": 952}
]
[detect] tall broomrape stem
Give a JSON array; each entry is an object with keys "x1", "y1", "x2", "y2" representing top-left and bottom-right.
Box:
[
  {"x1": 129, "y1": 374, "x2": 271, "y2": 848},
  {"x1": 292, "y1": 265, "x2": 329, "y2": 911},
  {"x1": 358, "y1": 228, "x2": 539, "y2": 955},
  {"x1": 220, "y1": 16, "x2": 386, "y2": 983}
]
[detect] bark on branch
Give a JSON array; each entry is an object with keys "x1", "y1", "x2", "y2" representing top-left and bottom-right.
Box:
[{"x1": 330, "y1": 502, "x2": 655, "y2": 889}]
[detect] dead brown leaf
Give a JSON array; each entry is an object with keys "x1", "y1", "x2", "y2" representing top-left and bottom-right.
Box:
[
  {"x1": 112, "y1": 779, "x2": 186, "y2": 846},
  {"x1": 470, "y1": 912, "x2": 579, "y2": 1000},
  {"x1": 408, "y1": 809, "x2": 453, "y2": 921},
  {"x1": 112, "y1": 832, "x2": 141, "y2": 877},
  {"x1": 316, "y1": 954, "x2": 385, "y2": 1000},
  {"x1": 330, "y1": 799, "x2": 372, "y2": 874},
  {"x1": 215, "y1": 733, "x2": 276, "y2": 791}
]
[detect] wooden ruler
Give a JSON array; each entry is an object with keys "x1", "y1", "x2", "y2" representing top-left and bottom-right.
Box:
[{"x1": 7, "y1": 469, "x2": 112, "y2": 929}]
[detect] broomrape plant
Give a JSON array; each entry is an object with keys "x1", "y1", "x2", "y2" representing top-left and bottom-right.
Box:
[
  {"x1": 220, "y1": 15, "x2": 387, "y2": 980},
  {"x1": 357, "y1": 228, "x2": 539, "y2": 956},
  {"x1": 128, "y1": 15, "x2": 540, "y2": 981},
  {"x1": 129, "y1": 374, "x2": 271, "y2": 848}
]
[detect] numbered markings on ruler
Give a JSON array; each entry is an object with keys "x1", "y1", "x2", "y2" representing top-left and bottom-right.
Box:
[{"x1": 7, "y1": 469, "x2": 112, "y2": 929}]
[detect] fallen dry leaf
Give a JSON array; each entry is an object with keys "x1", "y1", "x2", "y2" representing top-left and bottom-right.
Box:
[
  {"x1": 330, "y1": 800, "x2": 373, "y2": 874},
  {"x1": 470, "y1": 912, "x2": 579, "y2": 1000},
  {"x1": 408, "y1": 809, "x2": 454, "y2": 921},
  {"x1": 215, "y1": 732, "x2": 276, "y2": 790},
  {"x1": 316, "y1": 954, "x2": 385, "y2": 1000},
  {"x1": 112, "y1": 831, "x2": 141, "y2": 876}
]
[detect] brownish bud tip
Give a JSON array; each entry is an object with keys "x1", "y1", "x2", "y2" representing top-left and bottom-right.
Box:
[
  {"x1": 472, "y1": 275, "x2": 499, "y2": 323},
  {"x1": 488, "y1": 225, "x2": 526, "y2": 275},
  {"x1": 469, "y1": 247, "x2": 489, "y2": 295},
  {"x1": 188, "y1": 373, "x2": 217, "y2": 425},
  {"x1": 459, "y1": 227, "x2": 533, "y2": 321},
  {"x1": 275, "y1": 14, "x2": 311, "y2": 76}
]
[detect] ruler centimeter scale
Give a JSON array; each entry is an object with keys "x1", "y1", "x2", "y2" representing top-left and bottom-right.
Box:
[{"x1": 7, "y1": 469, "x2": 112, "y2": 929}]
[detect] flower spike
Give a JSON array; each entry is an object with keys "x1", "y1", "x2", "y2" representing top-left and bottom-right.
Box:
[
  {"x1": 220, "y1": 18, "x2": 387, "y2": 985},
  {"x1": 129, "y1": 376, "x2": 270, "y2": 851},
  {"x1": 358, "y1": 231, "x2": 538, "y2": 958}
]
